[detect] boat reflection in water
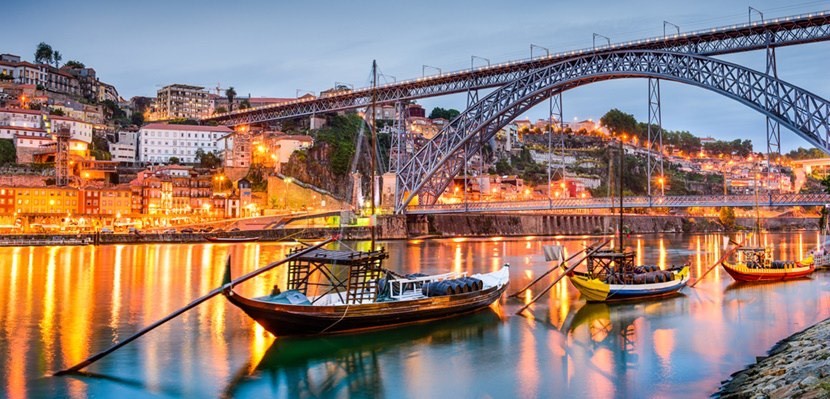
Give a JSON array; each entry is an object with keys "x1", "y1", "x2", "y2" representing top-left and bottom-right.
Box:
[{"x1": 224, "y1": 310, "x2": 502, "y2": 398}]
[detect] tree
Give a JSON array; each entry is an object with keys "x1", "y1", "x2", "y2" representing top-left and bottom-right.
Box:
[
  {"x1": 225, "y1": 87, "x2": 237, "y2": 112},
  {"x1": 49, "y1": 108, "x2": 65, "y2": 116},
  {"x1": 34, "y1": 42, "x2": 53, "y2": 64},
  {"x1": 428, "y1": 107, "x2": 460, "y2": 120},
  {"x1": 213, "y1": 106, "x2": 227, "y2": 115},
  {"x1": 0, "y1": 139, "x2": 15, "y2": 165},
  {"x1": 64, "y1": 60, "x2": 85, "y2": 69},
  {"x1": 130, "y1": 112, "x2": 144, "y2": 126},
  {"x1": 169, "y1": 157, "x2": 181, "y2": 165},
  {"x1": 719, "y1": 207, "x2": 736, "y2": 230},
  {"x1": 600, "y1": 108, "x2": 638, "y2": 136},
  {"x1": 52, "y1": 51, "x2": 62, "y2": 68},
  {"x1": 239, "y1": 99, "x2": 251, "y2": 110}
]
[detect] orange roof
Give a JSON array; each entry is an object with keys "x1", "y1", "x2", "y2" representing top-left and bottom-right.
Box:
[{"x1": 141, "y1": 123, "x2": 232, "y2": 133}]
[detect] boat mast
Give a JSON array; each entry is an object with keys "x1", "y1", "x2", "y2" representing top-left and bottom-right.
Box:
[
  {"x1": 370, "y1": 60, "x2": 378, "y2": 247},
  {"x1": 618, "y1": 134, "x2": 624, "y2": 251}
]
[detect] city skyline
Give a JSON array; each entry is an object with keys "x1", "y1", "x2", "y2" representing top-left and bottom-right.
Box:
[{"x1": 4, "y1": 0, "x2": 830, "y2": 150}]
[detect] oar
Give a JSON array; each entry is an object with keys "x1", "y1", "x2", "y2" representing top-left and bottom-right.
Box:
[
  {"x1": 54, "y1": 237, "x2": 335, "y2": 376},
  {"x1": 690, "y1": 238, "x2": 742, "y2": 288},
  {"x1": 510, "y1": 239, "x2": 610, "y2": 298},
  {"x1": 515, "y1": 245, "x2": 606, "y2": 315}
]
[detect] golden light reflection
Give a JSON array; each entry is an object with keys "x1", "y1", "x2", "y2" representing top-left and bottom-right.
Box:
[
  {"x1": 653, "y1": 328, "x2": 675, "y2": 366},
  {"x1": 658, "y1": 238, "x2": 666, "y2": 270}
]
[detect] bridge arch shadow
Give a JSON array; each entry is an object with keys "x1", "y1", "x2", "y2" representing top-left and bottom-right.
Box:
[{"x1": 396, "y1": 50, "x2": 830, "y2": 213}]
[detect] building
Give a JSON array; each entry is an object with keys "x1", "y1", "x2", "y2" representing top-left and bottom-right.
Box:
[
  {"x1": 156, "y1": 84, "x2": 210, "y2": 120},
  {"x1": 1, "y1": 186, "x2": 79, "y2": 215},
  {"x1": 130, "y1": 165, "x2": 215, "y2": 215},
  {"x1": 270, "y1": 134, "x2": 313, "y2": 172},
  {"x1": 109, "y1": 131, "x2": 138, "y2": 164},
  {"x1": 79, "y1": 185, "x2": 132, "y2": 216},
  {"x1": 138, "y1": 123, "x2": 233, "y2": 164}
]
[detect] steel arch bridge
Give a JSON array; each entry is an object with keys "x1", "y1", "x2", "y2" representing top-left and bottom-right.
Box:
[{"x1": 395, "y1": 50, "x2": 830, "y2": 213}]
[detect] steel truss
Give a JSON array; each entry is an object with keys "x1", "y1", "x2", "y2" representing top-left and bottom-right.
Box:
[
  {"x1": 647, "y1": 78, "x2": 664, "y2": 198},
  {"x1": 205, "y1": 11, "x2": 830, "y2": 126},
  {"x1": 395, "y1": 50, "x2": 830, "y2": 212}
]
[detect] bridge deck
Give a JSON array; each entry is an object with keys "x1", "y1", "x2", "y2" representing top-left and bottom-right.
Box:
[{"x1": 404, "y1": 194, "x2": 830, "y2": 214}]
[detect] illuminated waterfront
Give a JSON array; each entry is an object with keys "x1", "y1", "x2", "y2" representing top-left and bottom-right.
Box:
[{"x1": 0, "y1": 233, "x2": 828, "y2": 398}]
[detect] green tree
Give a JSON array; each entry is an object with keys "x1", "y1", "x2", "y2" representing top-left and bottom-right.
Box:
[
  {"x1": 428, "y1": 107, "x2": 460, "y2": 120},
  {"x1": 600, "y1": 108, "x2": 638, "y2": 136},
  {"x1": 0, "y1": 139, "x2": 15, "y2": 165},
  {"x1": 239, "y1": 99, "x2": 251, "y2": 110},
  {"x1": 195, "y1": 148, "x2": 221, "y2": 168},
  {"x1": 34, "y1": 42, "x2": 53, "y2": 64},
  {"x1": 169, "y1": 157, "x2": 181, "y2": 165},
  {"x1": 52, "y1": 51, "x2": 62, "y2": 68},
  {"x1": 49, "y1": 108, "x2": 65, "y2": 116},
  {"x1": 213, "y1": 106, "x2": 227, "y2": 115},
  {"x1": 64, "y1": 60, "x2": 85, "y2": 69},
  {"x1": 225, "y1": 87, "x2": 237, "y2": 112},
  {"x1": 719, "y1": 207, "x2": 736, "y2": 230},
  {"x1": 130, "y1": 112, "x2": 144, "y2": 126}
]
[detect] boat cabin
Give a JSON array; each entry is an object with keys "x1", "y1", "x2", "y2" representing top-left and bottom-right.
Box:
[{"x1": 586, "y1": 249, "x2": 636, "y2": 281}]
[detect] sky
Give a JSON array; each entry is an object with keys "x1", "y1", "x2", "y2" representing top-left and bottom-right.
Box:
[{"x1": 4, "y1": 0, "x2": 830, "y2": 151}]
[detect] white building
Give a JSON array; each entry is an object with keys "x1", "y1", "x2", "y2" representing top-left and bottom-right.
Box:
[
  {"x1": 138, "y1": 123, "x2": 233, "y2": 164},
  {"x1": 49, "y1": 115, "x2": 92, "y2": 143},
  {"x1": 273, "y1": 135, "x2": 314, "y2": 172},
  {"x1": 0, "y1": 108, "x2": 43, "y2": 129}
]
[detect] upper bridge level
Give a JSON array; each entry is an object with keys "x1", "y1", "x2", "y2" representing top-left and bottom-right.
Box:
[{"x1": 204, "y1": 10, "x2": 830, "y2": 126}]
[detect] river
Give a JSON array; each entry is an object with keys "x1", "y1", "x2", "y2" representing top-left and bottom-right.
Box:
[{"x1": 0, "y1": 232, "x2": 828, "y2": 398}]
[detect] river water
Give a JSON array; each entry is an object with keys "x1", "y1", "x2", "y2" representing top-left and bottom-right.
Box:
[{"x1": 0, "y1": 233, "x2": 828, "y2": 398}]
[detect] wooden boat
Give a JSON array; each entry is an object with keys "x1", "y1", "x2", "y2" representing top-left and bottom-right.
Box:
[
  {"x1": 206, "y1": 235, "x2": 260, "y2": 243},
  {"x1": 566, "y1": 249, "x2": 690, "y2": 302},
  {"x1": 721, "y1": 247, "x2": 815, "y2": 282},
  {"x1": 223, "y1": 247, "x2": 510, "y2": 337}
]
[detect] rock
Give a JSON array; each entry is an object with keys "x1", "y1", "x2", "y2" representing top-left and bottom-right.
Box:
[{"x1": 799, "y1": 375, "x2": 819, "y2": 388}]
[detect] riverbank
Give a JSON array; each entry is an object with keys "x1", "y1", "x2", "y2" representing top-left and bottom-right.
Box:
[
  {"x1": 716, "y1": 318, "x2": 830, "y2": 398},
  {"x1": 0, "y1": 214, "x2": 819, "y2": 246}
]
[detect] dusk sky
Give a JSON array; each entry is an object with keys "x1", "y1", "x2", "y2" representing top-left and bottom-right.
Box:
[{"x1": 4, "y1": 0, "x2": 830, "y2": 151}]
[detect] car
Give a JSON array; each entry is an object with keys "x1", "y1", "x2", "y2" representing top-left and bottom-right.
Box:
[
  {"x1": 181, "y1": 228, "x2": 194, "y2": 234},
  {"x1": 100, "y1": 227, "x2": 114, "y2": 234},
  {"x1": 163, "y1": 228, "x2": 176, "y2": 234},
  {"x1": 202, "y1": 226, "x2": 214, "y2": 232},
  {"x1": 230, "y1": 227, "x2": 241, "y2": 232},
  {"x1": 128, "y1": 227, "x2": 140, "y2": 234}
]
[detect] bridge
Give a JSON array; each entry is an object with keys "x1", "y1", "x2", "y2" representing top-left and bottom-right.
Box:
[
  {"x1": 405, "y1": 194, "x2": 830, "y2": 214},
  {"x1": 205, "y1": 11, "x2": 830, "y2": 126},
  {"x1": 202, "y1": 9, "x2": 830, "y2": 215}
]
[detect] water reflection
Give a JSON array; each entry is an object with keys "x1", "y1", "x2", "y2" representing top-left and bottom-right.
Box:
[
  {"x1": 0, "y1": 233, "x2": 828, "y2": 398},
  {"x1": 226, "y1": 310, "x2": 502, "y2": 398}
]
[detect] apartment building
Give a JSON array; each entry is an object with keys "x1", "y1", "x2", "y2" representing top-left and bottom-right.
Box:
[
  {"x1": 138, "y1": 123, "x2": 232, "y2": 164},
  {"x1": 156, "y1": 84, "x2": 210, "y2": 120}
]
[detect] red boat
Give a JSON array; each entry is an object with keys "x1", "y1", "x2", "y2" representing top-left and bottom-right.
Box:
[
  {"x1": 206, "y1": 235, "x2": 260, "y2": 243},
  {"x1": 721, "y1": 247, "x2": 816, "y2": 282}
]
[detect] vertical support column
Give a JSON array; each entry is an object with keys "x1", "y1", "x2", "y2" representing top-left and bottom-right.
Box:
[
  {"x1": 765, "y1": 33, "x2": 781, "y2": 199},
  {"x1": 467, "y1": 85, "x2": 479, "y2": 210},
  {"x1": 388, "y1": 101, "x2": 408, "y2": 209},
  {"x1": 647, "y1": 78, "x2": 664, "y2": 200},
  {"x1": 548, "y1": 91, "x2": 565, "y2": 203}
]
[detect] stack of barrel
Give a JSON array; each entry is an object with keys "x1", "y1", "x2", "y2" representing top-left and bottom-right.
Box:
[{"x1": 422, "y1": 277, "x2": 484, "y2": 297}]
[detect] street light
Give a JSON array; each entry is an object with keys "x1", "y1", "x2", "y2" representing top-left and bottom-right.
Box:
[
  {"x1": 422, "y1": 65, "x2": 441, "y2": 77},
  {"x1": 471, "y1": 55, "x2": 490, "y2": 69},
  {"x1": 748, "y1": 6, "x2": 764, "y2": 24},
  {"x1": 663, "y1": 21, "x2": 680, "y2": 37},
  {"x1": 530, "y1": 44, "x2": 549, "y2": 58},
  {"x1": 593, "y1": 33, "x2": 611, "y2": 49}
]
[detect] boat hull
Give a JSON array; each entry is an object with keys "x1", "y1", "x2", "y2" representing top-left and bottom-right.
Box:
[
  {"x1": 223, "y1": 284, "x2": 508, "y2": 337},
  {"x1": 567, "y1": 267, "x2": 690, "y2": 302},
  {"x1": 721, "y1": 261, "x2": 815, "y2": 282}
]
